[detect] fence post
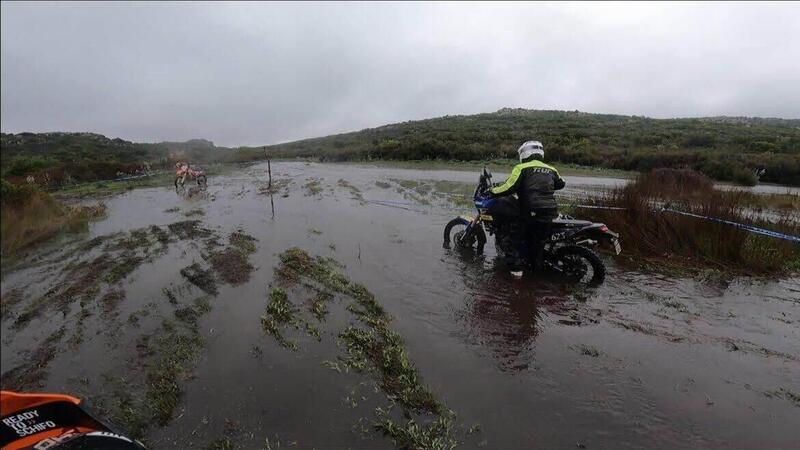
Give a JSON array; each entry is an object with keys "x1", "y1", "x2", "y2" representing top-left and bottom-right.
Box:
[{"x1": 264, "y1": 146, "x2": 272, "y2": 189}]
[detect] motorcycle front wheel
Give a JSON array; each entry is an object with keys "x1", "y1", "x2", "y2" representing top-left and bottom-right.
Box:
[
  {"x1": 197, "y1": 174, "x2": 207, "y2": 186},
  {"x1": 174, "y1": 175, "x2": 185, "y2": 189},
  {"x1": 552, "y1": 245, "x2": 606, "y2": 284},
  {"x1": 443, "y1": 218, "x2": 486, "y2": 253}
]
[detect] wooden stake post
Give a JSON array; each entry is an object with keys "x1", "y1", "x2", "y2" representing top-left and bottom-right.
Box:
[{"x1": 264, "y1": 146, "x2": 272, "y2": 189}]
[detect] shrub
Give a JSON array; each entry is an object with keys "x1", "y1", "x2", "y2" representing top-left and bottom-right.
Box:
[
  {"x1": 585, "y1": 169, "x2": 799, "y2": 274},
  {"x1": 1, "y1": 179, "x2": 106, "y2": 255},
  {"x1": 730, "y1": 166, "x2": 758, "y2": 186},
  {"x1": 2, "y1": 156, "x2": 59, "y2": 177}
]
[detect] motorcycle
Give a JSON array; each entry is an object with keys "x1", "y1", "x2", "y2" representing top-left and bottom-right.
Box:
[
  {"x1": 443, "y1": 168, "x2": 621, "y2": 283},
  {"x1": 1, "y1": 390, "x2": 146, "y2": 449},
  {"x1": 174, "y1": 163, "x2": 207, "y2": 189}
]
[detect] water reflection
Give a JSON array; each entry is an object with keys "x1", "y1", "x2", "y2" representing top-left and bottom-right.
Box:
[
  {"x1": 175, "y1": 184, "x2": 209, "y2": 199},
  {"x1": 448, "y1": 249, "x2": 582, "y2": 371}
]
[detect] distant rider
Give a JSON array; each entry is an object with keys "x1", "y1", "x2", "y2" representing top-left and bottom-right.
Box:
[{"x1": 488, "y1": 141, "x2": 565, "y2": 276}]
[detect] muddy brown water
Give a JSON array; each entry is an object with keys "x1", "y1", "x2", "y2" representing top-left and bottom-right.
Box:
[{"x1": 1, "y1": 162, "x2": 798, "y2": 449}]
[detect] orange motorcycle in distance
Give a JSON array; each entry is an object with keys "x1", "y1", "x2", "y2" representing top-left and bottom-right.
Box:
[{"x1": 174, "y1": 162, "x2": 207, "y2": 189}]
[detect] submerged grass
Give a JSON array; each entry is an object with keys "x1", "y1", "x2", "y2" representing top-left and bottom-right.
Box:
[
  {"x1": 183, "y1": 208, "x2": 205, "y2": 217},
  {"x1": 106, "y1": 267, "x2": 222, "y2": 438},
  {"x1": 764, "y1": 388, "x2": 800, "y2": 408},
  {"x1": 3, "y1": 217, "x2": 254, "y2": 441},
  {"x1": 146, "y1": 331, "x2": 204, "y2": 426},
  {"x1": 270, "y1": 247, "x2": 457, "y2": 448},
  {"x1": 261, "y1": 288, "x2": 299, "y2": 350},
  {"x1": 0, "y1": 326, "x2": 66, "y2": 390},
  {"x1": 570, "y1": 344, "x2": 601, "y2": 357},
  {"x1": 374, "y1": 407, "x2": 457, "y2": 450},
  {"x1": 101, "y1": 289, "x2": 126, "y2": 315},
  {"x1": 229, "y1": 231, "x2": 258, "y2": 254},
  {"x1": 168, "y1": 220, "x2": 212, "y2": 240},
  {"x1": 52, "y1": 171, "x2": 175, "y2": 199},
  {"x1": 109, "y1": 322, "x2": 206, "y2": 438},
  {"x1": 310, "y1": 291, "x2": 333, "y2": 321},
  {"x1": 258, "y1": 177, "x2": 293, "y2": 197},
  {"x1": 303, "y1": 179, "x2": 323, "y2": 196},
  {"x1": 0, "y1": 288, "x2": 25, "y2": 320},
  {"x1": 338, "y1": 178, "x2": 364, "y2": 201},
  {"x1": 105, "y1": 254, "x2": 145, "y2": 283}
]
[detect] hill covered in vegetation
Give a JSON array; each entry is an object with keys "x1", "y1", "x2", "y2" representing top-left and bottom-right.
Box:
[
  {"x1": 255, "y1": 109, "x2": 800, "y2": 186},
  {"x1": 3, "y1": 109, "x2": 800, "y2": 186},
  {"x1": 0, "y1": 132, "x2": 233, "y2": 186}
]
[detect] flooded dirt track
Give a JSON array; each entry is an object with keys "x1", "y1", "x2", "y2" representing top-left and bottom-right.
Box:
[{"x1": 2, "y1": 162, "x2": 799, "y2": 449}]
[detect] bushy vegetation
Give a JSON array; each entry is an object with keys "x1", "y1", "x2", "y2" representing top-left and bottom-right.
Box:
[
  {"x1": 255, "y1": 109, "x2": 800, "y2": 186},
  {"x1": 0, "y1": 179, "x2": 105, "y2": 255},
  {"x1": 585, "y1": 169, "x2": 800, "y2": 274},
  {"x1": 3, "y1": 110, "x2": 799, "y2": 187},
  {"x1": 1, "y1": 132, "x2": 232, "y2": 187}
]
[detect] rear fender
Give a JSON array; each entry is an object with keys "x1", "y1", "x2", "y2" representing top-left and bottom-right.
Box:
[
  {"x1": 574, "y1": 224, "x2": 620, "y2": 254},
  {"x1": 577, "y1": 223, "x2": 619, "y2": 240}
]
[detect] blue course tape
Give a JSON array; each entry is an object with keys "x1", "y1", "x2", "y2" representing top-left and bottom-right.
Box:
[
  {"x1": 365, "y1": 197, "x2": 800, "y2": 243},
  {"x1": 567, "y1": 204, "x2": 628, "y2": 211},
  {"x1": 661, "y1": 208, "x2": 800, "y2": 244}
]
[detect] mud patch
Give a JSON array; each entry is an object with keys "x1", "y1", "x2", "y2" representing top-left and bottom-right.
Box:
[
  {"x1": 209, "y1": 248, "x2": 254, "y2": 285},
  {"x1": 180, "y1": 263, "x2": 218, "y2": 295},
  {"x1": 168, "y1": 220, "x2": 212, "y2": 240}
]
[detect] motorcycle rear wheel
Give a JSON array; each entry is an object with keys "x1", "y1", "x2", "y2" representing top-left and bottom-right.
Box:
[{"x1": 553, "y1": 245, "x2": 606, "y2": 284}]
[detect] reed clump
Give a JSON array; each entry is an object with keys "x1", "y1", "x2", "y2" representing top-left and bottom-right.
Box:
[
  {"x1": 1, "y1": 180, "x2": 105, "y2": 255},
  {"x1": 586, "y1": 169, "x2": 799, "y2": 274}
]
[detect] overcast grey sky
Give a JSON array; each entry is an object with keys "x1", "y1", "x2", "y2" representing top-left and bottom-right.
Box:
[{"x1": 2, "y1": 1, "x2": 799, "y2": 146}]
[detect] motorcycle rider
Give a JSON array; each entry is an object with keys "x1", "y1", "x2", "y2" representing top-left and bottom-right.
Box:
[{"x1": 488, "y1": 141, "x2": 565, "y2": 276}]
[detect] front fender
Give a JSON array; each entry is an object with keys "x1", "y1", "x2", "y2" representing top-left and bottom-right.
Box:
[{"x1": 443, "y1": 216, "x2": 486, "y2": 250}]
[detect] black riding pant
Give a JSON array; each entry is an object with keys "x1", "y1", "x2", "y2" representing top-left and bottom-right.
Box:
[{"x1": 525, "y1": 208, "x2": 558, "y2": 269}]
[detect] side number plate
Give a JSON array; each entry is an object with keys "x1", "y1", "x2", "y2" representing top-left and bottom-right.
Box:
[{"x1": 613, "y1": 239, "x2": 622, "y2": 255}]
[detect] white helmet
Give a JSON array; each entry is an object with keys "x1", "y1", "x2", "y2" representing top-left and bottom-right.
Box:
[{"x1": 518, "y1": 140, "x2": 544, "y2": 162}]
